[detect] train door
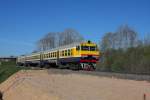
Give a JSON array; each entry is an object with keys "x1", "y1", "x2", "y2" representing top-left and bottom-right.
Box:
[{"x1": 56, "y1": 50, "x2": 59, "y2": 65}]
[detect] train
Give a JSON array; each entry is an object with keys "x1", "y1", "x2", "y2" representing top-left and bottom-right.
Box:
[{"x1": 17, "y1": 40, "x2": 100, "y2": 70}]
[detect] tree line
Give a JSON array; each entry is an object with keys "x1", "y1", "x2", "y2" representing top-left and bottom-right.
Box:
[
  {"x1": 36, "y1": 28, "x2": 84, "y2": 51},
  {"x1": 98, "y1": 24, "x2": 150, "y2": 75}
]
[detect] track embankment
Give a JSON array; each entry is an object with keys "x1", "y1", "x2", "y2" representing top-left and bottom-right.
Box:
[{"x1": 0, "y1": 69, "x2": 150, "y2": 100}]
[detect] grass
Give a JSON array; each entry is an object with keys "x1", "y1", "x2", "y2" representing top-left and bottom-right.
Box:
[{"x1": 0, "y1": 61, "x2": 30, "y2": 84}]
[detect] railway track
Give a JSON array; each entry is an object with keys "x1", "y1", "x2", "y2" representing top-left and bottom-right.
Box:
[{"x1": 47, "y1": 68, "x2": 150, "y2": 82}]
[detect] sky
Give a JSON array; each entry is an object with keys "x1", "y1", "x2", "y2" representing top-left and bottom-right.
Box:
[{"x1": 0, "y1": 0, "x2": 150, "y2": 56}]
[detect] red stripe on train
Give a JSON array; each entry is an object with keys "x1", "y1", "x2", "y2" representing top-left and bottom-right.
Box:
[
  {"x1": 81, "y1": 54, "x2": 99, "y2": 56},
  {"x1": 80, "y1": 59, "x2": 98, "y2": 63}
]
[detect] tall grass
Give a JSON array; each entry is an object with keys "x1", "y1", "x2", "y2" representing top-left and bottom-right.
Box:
[{"x1": 0, "y1": 61, "x2": 29, "y2": 84}]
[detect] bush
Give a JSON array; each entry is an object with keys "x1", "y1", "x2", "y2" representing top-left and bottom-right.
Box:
[{"x1": 98, "y1": 45, "x2": 150, "y2": 75}]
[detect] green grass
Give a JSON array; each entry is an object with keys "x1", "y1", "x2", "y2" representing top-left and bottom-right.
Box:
[{"x1": 0, "y1": 61, "x2": 30, "y2": 84}]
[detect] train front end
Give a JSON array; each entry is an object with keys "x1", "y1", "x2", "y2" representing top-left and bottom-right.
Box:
[{"x1": 77, "y1": 41, "x2": 100, "y2": 70}]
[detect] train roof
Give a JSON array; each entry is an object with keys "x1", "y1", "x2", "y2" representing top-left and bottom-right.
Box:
[{"x1": 18, "y1": 40, "x2": 97, "y2": 57}]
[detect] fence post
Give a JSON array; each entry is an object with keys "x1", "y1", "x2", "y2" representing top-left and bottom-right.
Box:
[
  {"x1": 0, "y1": 91, "x2": 3, "y2": 100},
  {"x1": 143, "y1": 93, "x2": 146, "y2": 100}
]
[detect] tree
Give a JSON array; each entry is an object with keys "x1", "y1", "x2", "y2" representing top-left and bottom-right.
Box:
[
  {"x1": 37, "y1": 32, "x2": 56, "y2": 51},
  {"x1": 100, "y1": 24, "x2": 138, "y2": 51},
  {"x1": 36, "y1": 28, "x2": 84, "y2": 51},
  {"x1": 100, "y1": 32, "x2": 114, "y2": 51},
  {"x1": 144, "y1": 33, "x2": 150, "y2": 46},
  {"x1": 116, "y1": 25, "x2": 137, "y2": 49},
  {"x1": 58, "y1": 28, "x2": 84, "y2": 46}
]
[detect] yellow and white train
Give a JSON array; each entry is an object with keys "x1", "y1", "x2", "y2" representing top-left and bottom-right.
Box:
[{"x1": 17, "y1": 41, "x2": 100, "y2": 70}]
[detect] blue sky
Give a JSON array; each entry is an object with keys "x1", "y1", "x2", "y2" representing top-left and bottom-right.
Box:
[{"x1": 0, "y1": 0, "x2": 150, "y2": 56}]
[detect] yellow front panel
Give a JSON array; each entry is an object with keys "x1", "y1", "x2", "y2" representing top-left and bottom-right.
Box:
[
  {"x1": 72, "y1": 47, "x2": 81, "y2": 57},
  {"x1": 80, "y1": 51, "x2": 99, "y2": 56}
]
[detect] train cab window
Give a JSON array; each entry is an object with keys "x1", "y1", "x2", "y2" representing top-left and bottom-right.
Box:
[
  {"x1": 81, "y1": 46, "x2": 89, "y2": 51},
  {"x1": 68, "y1": 49, "x2": 70, "y2": 56},
  {"x1": 76, "y1": 46, "x2": 80, "y2": 51},
  {"x1": 65, "y1": 50, "x2": 67, "y2": 56},
  {"x1": 90, "y1": 46, "x2": 96, "y2": 51}
]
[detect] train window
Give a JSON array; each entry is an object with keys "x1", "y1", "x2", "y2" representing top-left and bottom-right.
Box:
[
  {"x1": 62, "y1": 51, "x2": 64, "y2": 56},
  {"x1": 54, "y1": 52, "x2": 55, "y2": 57},
  {"x1": 45, "y1": 54, "x2": 47, "y2": 58},
  {"x1": 76, "y1": 46, "x2": 80, "y2": 51},
  {"x1": 59, "y1": 51, "x2": 61, "y2": 56},
  {"x1": 68, "y1": 49, "x2": 70, "y2": 56},
  {"x1": 53, "y1": 52, "x2": 54, "y2": 57},
  {"x1": 54, "y1": 52, "x2": 56, "y2": 57},
  {"x1": 46, "y1": 54, "x2": 47, "y2": 58},
  {"x1": 51, "y1": 53, "x2": 53, "y2": 57},
  {"x1": 53, "y1": 52, "x2": 55, "y2": 57},
  {"x1": 81, "y1": 46, "x2": 89, "y2": 51},
  {"x1": 49, "y1": 53, "x2": 50, "y2": 57},
  {"x1": 65, "y1": 50, "x2": 67, "y2": 56},
  {"x1": 90, "y1": 46, "x2": 96, "y2": 51}
]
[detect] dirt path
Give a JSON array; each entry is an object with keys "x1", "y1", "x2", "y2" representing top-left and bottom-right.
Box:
[{"x1": 0, "y1": 69, "x2": 150, "y2": 100}]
